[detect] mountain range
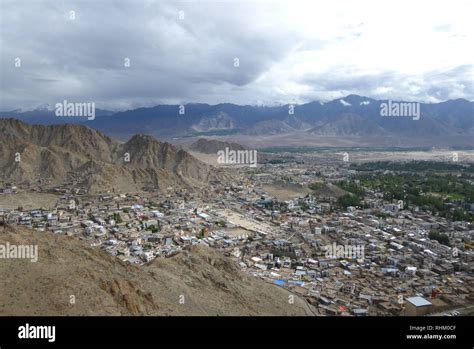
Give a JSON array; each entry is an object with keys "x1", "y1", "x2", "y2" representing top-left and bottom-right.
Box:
[
  {"x1": 0, "y1": 119, "x2": 217, "y2": 193},
  {"x1": 1, "y1": 95, "x2": 473, "y2": 147}
]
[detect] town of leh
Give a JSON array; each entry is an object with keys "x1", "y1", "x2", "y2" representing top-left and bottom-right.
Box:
[
  {"x1": 1, "y1": 121, "x2": 473, "y2": 317},
  {"x1": 0, "y1": 0, "x2": 473, "y2": 322}
]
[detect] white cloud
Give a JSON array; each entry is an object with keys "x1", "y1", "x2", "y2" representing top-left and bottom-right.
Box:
[{"x1": 0, "y1": 0, "x2": 472, "y2": 110}]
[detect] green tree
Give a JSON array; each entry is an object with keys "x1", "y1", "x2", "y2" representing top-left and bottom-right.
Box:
[{"x1": 429, "y1": 231, "x2": 450, "y2": 246}]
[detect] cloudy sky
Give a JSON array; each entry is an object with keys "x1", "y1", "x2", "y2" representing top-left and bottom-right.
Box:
[{"x1": 0, "y1": 0, "x2": 472, "y2": 110}]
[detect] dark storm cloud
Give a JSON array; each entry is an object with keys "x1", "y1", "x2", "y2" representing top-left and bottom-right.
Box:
[{"x1": 0, "y1": 0, "x2": 297, "y2": 110}]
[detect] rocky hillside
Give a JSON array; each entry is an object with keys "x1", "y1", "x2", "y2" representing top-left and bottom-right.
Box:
[
  {"x1": 189, "y1": 138, "x2": 247, "y2": 154},
  {"x1": 0, "y1": 119, "x2": 214, "y2": 193},
  {"x1": 0, "y1": 226, "x2": 314, "y2": 316}
]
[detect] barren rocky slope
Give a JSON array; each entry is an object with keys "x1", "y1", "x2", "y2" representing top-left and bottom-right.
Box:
[
  {"x1": 189, "y1": 138, "x2": 247, "y2": 154},
  {"x1": 0, "y1": 226, "x2": 314, "y2": 316},
  {"x1": 0, "y1": 119, "x2": 216, "y2": 193}
]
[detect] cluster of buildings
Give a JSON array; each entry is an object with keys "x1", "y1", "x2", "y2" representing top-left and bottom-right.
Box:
[{"x1": 1, "y1": 156, "x2": 473, "y2": 316}]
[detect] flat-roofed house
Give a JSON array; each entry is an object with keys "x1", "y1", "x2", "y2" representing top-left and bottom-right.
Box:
[{"x1": 404, "y1": 296, "x2": 433, "y2": 316}]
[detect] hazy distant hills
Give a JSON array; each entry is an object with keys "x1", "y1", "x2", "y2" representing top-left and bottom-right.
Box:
[
  {"x1": 189, "y1": 138, "x2": 247, "y2": 154},
  {"x1": 0, "y1": 106, "x2": 114, "y2": 125},
  {"x1": 0, "y1": 119, "x2": 214, "y2": 193},
  {"x1": 1, "y1": 95, "x2": 473, "y2": 147}
]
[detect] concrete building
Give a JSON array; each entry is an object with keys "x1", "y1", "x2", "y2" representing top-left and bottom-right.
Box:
[{"x1": 404, "y1": 296, "x2": 433, "y2": 316}]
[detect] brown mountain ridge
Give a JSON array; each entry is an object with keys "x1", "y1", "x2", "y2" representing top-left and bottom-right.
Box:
[{"x1": 0, "y1": 119, "x2": 217, "y2": 193}]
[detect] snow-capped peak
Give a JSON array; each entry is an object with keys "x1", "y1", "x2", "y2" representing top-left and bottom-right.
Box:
[{"x1": 340, "y1": 99, "x2": 351, "y2": 106}]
